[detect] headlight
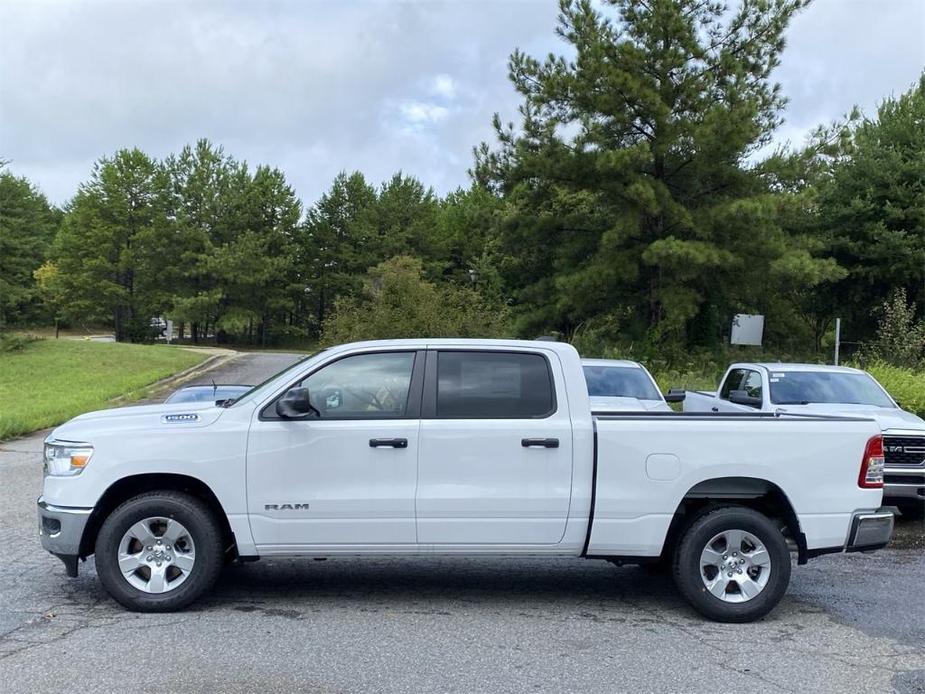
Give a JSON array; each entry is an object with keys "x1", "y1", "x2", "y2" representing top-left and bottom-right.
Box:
[{"x1": 43, "y1": 441, "x2": 94, "y2": 477}]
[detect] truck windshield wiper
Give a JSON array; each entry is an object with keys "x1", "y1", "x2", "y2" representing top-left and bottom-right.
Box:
[{"x1": 775, "y1": 400, "x2": 811, "y2": 405}]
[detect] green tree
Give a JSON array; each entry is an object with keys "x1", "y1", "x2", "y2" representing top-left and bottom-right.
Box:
[
  {"x1": 0, "y1": 169, "x2": 60, "y2": 326},
  {"x1": 300, "y1": 171, "x2": 378, "y2": 333},
  {"x1": 373, "y1": 173, "x2": 440, "y2": 264},
  {"x1": 474, "y1": 0, "x2": 839, "y2": 348},
  {"x1": 210, "y1": 164, "x2": 302, "y2": 345},
  {"x1": 159, "y1": 139, "x2": 239, "y2": 341},
  {"x1": 320, "y1": 256, "x2": 510, "y2": 344},
  {"x1": 432, "y1": 185, "x2": 507, "y2": 296},
  {"x1": 47, "y1": 149, "x2": 168, "y2": 341},
  {"x1": 818, "y1": 75, "x2": 925, "y2": 339}
]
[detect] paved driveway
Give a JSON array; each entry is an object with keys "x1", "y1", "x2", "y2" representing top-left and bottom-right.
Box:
[
  {"x1": 2, "y1": 352, "x2": 923, "y2": 693},
  {"x1": 176, "y1": 350, "x2": 307, "y2": 390}
]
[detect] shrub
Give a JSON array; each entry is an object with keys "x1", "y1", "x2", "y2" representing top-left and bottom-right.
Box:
[
  {"x1": 860, "y1": 289, "x2": 925, "y2": 368},
  {"x1": 866, "y1": 362, "x2": 925, "y2": 418},
  {"x1": 0, "y1": 331, "x2": 37, "y2": 352},
  {"x1": 321, "y1": 256, "x2": 511, "y2": 344}
]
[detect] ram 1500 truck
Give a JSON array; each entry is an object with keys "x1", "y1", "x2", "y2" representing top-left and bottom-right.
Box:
[
  {"x1": 682, "y1": 362, "x2": 925, "y2": 516},
  {"x1": 38, "y1": 340, "x2": 893, "y2": 622}
]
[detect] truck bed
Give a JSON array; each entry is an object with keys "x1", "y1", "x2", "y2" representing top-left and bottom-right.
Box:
[{"x1": 585, "y1": 411, "x2": 883, "y2": 556}]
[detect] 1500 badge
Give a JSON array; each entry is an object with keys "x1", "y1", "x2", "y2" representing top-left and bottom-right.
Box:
[
  {"x1": 265, "y1": 503, "x2": 310, "y2": 511},
  {"x1": 162, "y1": 413, "x2": 199, "y2": 423}
]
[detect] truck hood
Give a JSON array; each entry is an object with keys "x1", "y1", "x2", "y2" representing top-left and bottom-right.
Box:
[
  {"x1": 773, "y1": 403, "x2": 925, "y2": 433},
  {"x1": 590, "y1": 396, "x2": 672, "y2": 413},
  {"x1": 48, "y1": 401, "x2": 226, "y2": 442}
]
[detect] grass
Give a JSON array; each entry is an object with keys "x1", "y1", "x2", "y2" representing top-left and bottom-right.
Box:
[{"x1": 0, "y1": 340, "x2": 208, "y2": 440}]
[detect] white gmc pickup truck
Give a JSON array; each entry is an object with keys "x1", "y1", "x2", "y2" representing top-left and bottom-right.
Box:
[
  {"x1": 682, "y1": 362, "x2": 925, "y2": 515},
  {"x1": 38, "y1": 339, "x2": 893, "y2": 622}
]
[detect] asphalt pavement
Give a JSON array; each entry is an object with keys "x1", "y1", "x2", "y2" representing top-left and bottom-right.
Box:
[
  {"x1": 177, "y1": 350, "x2": 307, "y2": 390},
  {"x1": 2, "y1": 351, "x2": 923, "y2": 693}
]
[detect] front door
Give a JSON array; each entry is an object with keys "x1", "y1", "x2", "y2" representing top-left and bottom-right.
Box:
[
  {"x1": 416, "y1": 349, "x2": 574, "y2": 545},
  {"x1": 246, "y1": 350, "x2": 423, "y2": 549}
]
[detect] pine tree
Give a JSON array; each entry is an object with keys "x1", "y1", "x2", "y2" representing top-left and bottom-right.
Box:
[{"x1": 474, "y1": 0, "x2": 837, "y2": 347}]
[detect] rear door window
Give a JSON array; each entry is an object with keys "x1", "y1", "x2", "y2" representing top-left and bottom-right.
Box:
[{"x1": 435, "y1": 351, "x2": 555, "y2": 418}]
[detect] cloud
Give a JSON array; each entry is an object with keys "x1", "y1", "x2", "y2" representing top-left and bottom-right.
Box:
[
  {"x1": 430, "y1": 74, "x2": 458, "y2": 100},
  {"x1": 0, "y1": 0, "x2": 921, "y2": 207},
  {"x1": 771, "y1": 0, "x2": 924, "y2": 146},
  {"x1": 397, "y1": 101, "x2": 450, "y2": 127}
]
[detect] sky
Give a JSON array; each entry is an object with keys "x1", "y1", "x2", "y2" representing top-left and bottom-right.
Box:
[{"x1": 1, "y1": 0, "x2": 923, "y2": 208}]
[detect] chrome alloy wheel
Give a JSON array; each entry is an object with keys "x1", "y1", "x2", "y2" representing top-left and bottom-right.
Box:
[
  {"x1": 117, "y1": 517, "x2": 196, "y2": 594},
  {"x1": 699, "y1": 528, "x2": 771, "y2": 603}
]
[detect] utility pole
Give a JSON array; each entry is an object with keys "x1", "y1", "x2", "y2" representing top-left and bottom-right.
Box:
[{"x1": 834, "y1": 318, "x2": 841, "y2": 365}]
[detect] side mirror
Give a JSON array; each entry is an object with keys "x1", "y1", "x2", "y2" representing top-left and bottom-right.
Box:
[
  {"x1": 729, "y1": 389, "x2": 762, "y2": 408},
  {"x1": 276, "y1": 387, "x2": 319, "y2": 419},
  {"x1": 664, "y1": 388, "x2": 686, "y2": 403}
]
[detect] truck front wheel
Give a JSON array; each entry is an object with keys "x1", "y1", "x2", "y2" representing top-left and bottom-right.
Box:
[
  {"x1": 672, "y1": 506, "x2": 791, "y2": 623},
  {"x1": 95, "y1": 491, "x2": 224, "y2": 612}
]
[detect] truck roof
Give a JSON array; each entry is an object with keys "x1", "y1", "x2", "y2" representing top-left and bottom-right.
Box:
[
  {"x1": 731, "y1": 362, "x2": 866, "y2": 375},
  {"x1": 581, "y1": 358, "x2": 643, "y2": 368},
  {"x1": 325, "y1": 338, "x2": 580, "y2": 356}
]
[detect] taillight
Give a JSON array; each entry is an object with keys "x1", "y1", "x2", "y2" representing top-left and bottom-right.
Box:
[{"x1": 859, "y1": 435, "x2": 885, "y2": 489}]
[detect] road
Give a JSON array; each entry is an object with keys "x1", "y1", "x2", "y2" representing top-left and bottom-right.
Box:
[
  {"x1": 176, "y1": 349, "x2": 307, "y2": 390},
  {"x1": 1, "y1": 352, "x2": 923, "y2": 693}
]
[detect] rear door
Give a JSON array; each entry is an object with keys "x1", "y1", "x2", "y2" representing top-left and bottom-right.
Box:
[{"x1": 416, "y1": 348, "x2": 574, "y2": 545}]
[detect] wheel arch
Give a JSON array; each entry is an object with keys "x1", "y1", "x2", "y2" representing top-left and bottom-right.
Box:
[
  {"x1": 79, "y1": 473, "x2": 236, "y2": 559},
  {"x1": 662, "y1": 476, "x2": 807, "y2": 565}
]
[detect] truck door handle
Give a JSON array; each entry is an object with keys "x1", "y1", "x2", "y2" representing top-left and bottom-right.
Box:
[
  {"x1": 521, "y1": 438, "x2": 559, "y2": 448},
  {"x1": 711, "y1": 407, "x2": 719, "y2": 413},
  {"x1": 369, "y1": 438, "x2": 408, "y2": 448}
]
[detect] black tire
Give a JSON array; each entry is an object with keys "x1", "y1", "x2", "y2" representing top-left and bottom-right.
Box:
[
  {"x1": 95, "y1": 491, "x2": 224, "y2": 612},
  {"x1": 672, "y1": 506, "x2": 791, "y2": 623}
]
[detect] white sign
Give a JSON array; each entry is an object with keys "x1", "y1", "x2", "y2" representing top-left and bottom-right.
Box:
[
  {"x1": 731, "y1": 314, "x2": 764, "y2": 346},
  {"x1": 165, "y1": 319, "x2": 174, "y2": 343}
]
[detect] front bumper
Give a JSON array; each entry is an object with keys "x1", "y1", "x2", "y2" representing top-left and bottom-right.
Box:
[
  {"x1": 845, "y1": 508, "x2": 894, "y2": 552},
  {"x1": 883, "y1": 467, "x2": 925, "y2": 503},
  {"x1": 37, "y1": 497, "x2": 93, "y2": 576}
]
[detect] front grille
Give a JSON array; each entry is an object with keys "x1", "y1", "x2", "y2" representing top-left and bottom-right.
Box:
[{"x1": 883, "y1": 436, "x2": 925, "y2": 468}]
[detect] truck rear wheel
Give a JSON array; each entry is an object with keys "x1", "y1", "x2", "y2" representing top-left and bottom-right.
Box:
[
  {"x1": 672, "y1": 506, "x2": 791, "y2": 623},
  {"x1": 95, "y1": 491, "x2": 223, "y2": 612}
]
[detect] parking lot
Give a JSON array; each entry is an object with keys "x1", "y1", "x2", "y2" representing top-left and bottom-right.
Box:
[{"x1": 2, "y1": 353, "x2": 923, "y2": 693}]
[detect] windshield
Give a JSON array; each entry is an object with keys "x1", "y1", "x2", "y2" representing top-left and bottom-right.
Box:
[
  {"x1": 227, "y1": 351, "x2": 322, "y2": 407},
  {"x1": 768, "y1": 371, "x2": 895, "y2": 407},
  {"x1": 583, "y1": 365, "x2": 663, "y2": 401}
]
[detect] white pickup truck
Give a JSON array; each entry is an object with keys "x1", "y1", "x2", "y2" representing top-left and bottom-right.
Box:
[
  {"x1": 682, "y1": 363, "x2": 925, "y2": 515},
  {"x1": 38, "y1": 340, "x2": 893, "y2": 622},
  {"x1": 582, "y1": 358, "x2": 682, "y2": 413}
]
